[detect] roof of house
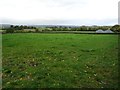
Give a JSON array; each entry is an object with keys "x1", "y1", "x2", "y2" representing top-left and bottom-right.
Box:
[{"x1": 96, "y1": 29, "x2": 114, "y2": 33}]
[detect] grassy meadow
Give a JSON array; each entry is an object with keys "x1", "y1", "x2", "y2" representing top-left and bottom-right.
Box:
[{"x1": 2, "y1": 33, "x2": 119, "y2": 88}]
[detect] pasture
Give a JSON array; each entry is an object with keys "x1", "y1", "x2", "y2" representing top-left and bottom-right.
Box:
[{"x1": 2, "y1": 33, "x2": 118, "y2": 88}]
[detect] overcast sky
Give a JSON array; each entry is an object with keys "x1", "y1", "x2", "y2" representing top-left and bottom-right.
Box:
[{"x1": 0, "y1": 0, "x2": 119, "y2": 25}]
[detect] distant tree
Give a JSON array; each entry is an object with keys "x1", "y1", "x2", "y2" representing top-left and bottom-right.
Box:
[
  {"x1": 52, "y1": 27, "x2": 57, "y2": 31},
  {"x1": 24, "y1": 26, "x2": 28, "y2": 29},
  {"x1": 99, "y1": 26, "x2": 110, "y2": 30},
  {"x1": 6, "y1": 28, "x2": 14, "y2": 33},
  {"x1": 80, "y1": 26, "x2": 87, "y2": 31},
  {"x1": 63, "y1": 27, "x2": 69, "y2": 31},
  {"x1": 20, "y1": 25, "x2": 24, "y2": 30},
  {"x1": 10, "y1": 25, "x2": 14, "y2": 28},
  {"x1": 110, "y1": 25, "x2": 120, "y2": 32},
  {"x1": 14, "y1": 26, "x2": 19, "y2": 30},
  {"x1": 88, "y1": 27, "x2": 93, "y2": 31}
]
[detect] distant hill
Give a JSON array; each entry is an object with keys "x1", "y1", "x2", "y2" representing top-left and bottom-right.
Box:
[
  {"x1": 0, "y1": 24, "x2": 11, "y2": 29},
  {"x1": 0, "y1": 24, "x2": 81, "y2": 29},
  {"x1": 28, "y1": 25, "x2": 80, "y2": 28}
]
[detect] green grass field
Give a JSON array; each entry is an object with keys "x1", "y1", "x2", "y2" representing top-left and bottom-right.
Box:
[{"x1": 2, "y1": 33, "x2": 118, "y2": 88}]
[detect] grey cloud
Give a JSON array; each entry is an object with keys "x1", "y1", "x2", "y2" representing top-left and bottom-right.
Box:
[
  {"x1": 1, "y1": 18, "x2": 117, "y2": 26},
  {"x1": 0, "y1": 18, "x2": 80, "y2": 25}
]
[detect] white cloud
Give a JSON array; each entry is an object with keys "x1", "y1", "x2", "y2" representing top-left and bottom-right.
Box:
[{"x1": 0, "y1": 0, "x2": 119, "y2": 25}]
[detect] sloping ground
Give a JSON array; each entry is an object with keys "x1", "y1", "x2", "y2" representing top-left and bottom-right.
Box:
[{"x1": 2, "y1": 33, "x2": 119, "y2": 88}]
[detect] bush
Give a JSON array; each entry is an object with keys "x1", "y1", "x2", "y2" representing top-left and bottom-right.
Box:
[
  {"x1": 6, "y1": 28, "x2": 14, "y2": 33},
  {"x1": 35, "y1": 28, "x2": 39, "y2": 32},
  {"x1": 110, "y1": 25, "x2": 120, "y2": 32}
]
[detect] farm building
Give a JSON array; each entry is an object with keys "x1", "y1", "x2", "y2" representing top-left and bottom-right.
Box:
[
  {"x1": 96, "y1": 30, "x2": 104, "y2": 33},
  {"x1": 96, "y1": 29, "x2": 114, "y2": 33},
  {"x1": 104, "y1": 30, "x2": 114, "y2": 33}
]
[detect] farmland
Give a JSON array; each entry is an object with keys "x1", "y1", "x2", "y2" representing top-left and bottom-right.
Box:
[{"x1": 2, "y1": 33, "x2": 119, "y2": 88}]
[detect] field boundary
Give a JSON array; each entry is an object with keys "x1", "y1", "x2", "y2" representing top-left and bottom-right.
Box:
[{"x1": 1, "y1": 32, "x2": 120, "y2": 35}]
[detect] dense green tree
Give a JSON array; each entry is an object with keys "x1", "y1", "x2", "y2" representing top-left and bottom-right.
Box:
[
  {"x1": 6, "y1": 28, "x2": 14, "y2": 33},
  {"x1": 110, "y1": 25, "x2": 120, "y2": 32}
]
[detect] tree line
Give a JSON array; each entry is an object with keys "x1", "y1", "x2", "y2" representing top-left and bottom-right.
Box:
[
  {"x1": 42, "y1": 25, "x2": 120, "y2": 32},
  {"x1": 2, "y1": 24, "x2": 120, "y2": 33},
  {"x1": 49, "y1": 26, "x2": 112, "y2": 31},
  {"x1": 3, "y1": 25, "x2": 36, "y2": 33}
]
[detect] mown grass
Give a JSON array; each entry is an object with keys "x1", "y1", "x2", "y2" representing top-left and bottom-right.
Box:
[{"x1": 2, "y1": 33, "x2": 118, "y2": 88}]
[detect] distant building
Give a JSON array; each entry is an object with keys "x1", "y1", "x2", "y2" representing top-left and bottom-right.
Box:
[
  {"x1": 96, "y1": 29, "x2": 114, "y2": 33},
  {"x1": 96, "y1": 29, "x2": 104, "y2": 33},
  {"x1": 104, "y1": 30, "x2": 114, "y2": 33}
]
